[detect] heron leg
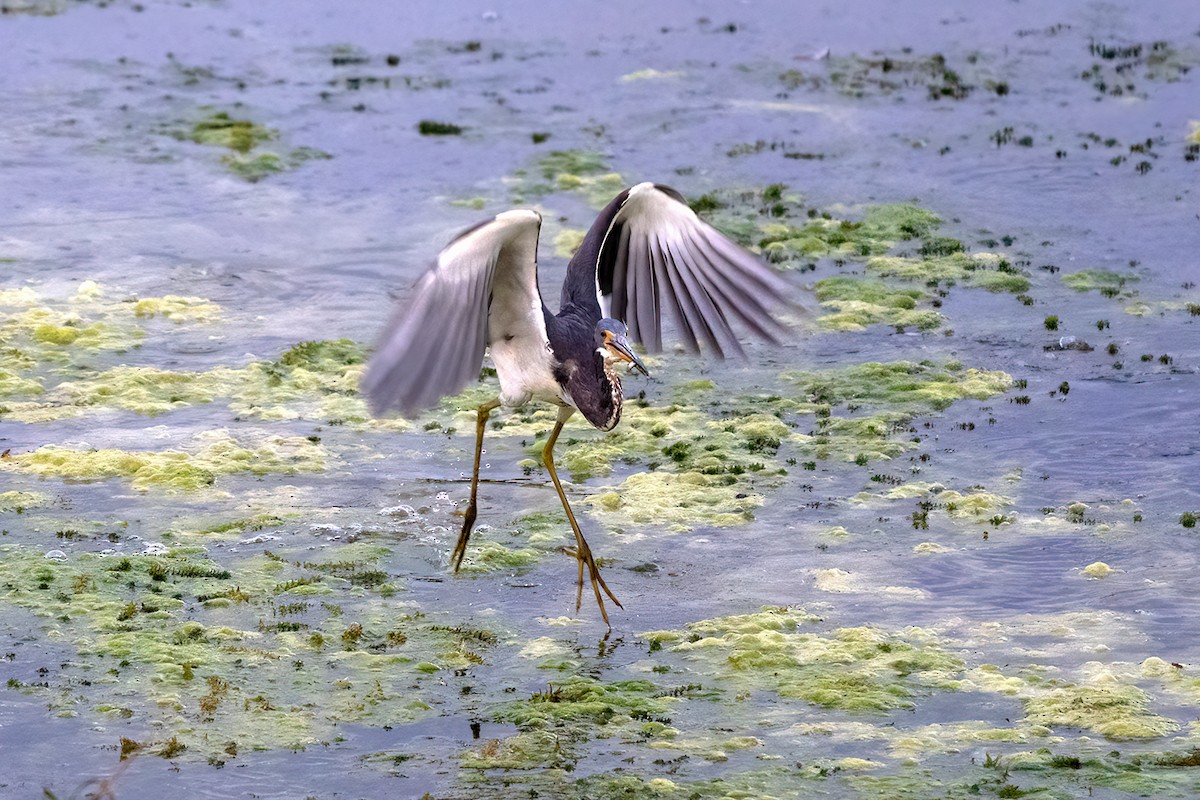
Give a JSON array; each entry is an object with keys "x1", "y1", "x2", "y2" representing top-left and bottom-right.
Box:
[
  {"x1": 543, "y1": 405, "x2": 622, "y2": 626},
  {"x1": 452, "y1": 398, "x2": 502, "y2": 572}
]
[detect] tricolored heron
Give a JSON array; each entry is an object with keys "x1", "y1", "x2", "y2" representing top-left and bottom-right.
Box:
[{"x1": 363, "y1": 182, "x2": 790, "y2": 625}]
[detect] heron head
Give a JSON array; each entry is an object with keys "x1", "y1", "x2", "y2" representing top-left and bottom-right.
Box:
[{"x1": 594, "y1": 319, "x2": 649, "y2": 377}]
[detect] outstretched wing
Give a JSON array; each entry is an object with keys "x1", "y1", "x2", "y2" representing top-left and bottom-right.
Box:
[
  {"x1": 362, "y1": 210, "x2": 544, "y2": 416},
  {"x1": 586, "y1": 182, "x2": 792, "y2": 358}
]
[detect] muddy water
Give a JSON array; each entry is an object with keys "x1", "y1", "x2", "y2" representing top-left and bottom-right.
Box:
[{"x1": 3, "y1": 1, "x2": 1200, "y2": 798}]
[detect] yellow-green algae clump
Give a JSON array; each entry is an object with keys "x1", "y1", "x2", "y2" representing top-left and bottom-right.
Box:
[
  {"x1": 1061, "y1": 268, "x2": 1139, "y2": 294},
  {"x1": 1, "y1": 336, "x2": 381, "y2": 427},
  {"x1": 0, "y1": 284, "x2": 230, "y2": 419},
  {"x1": 642, "y1": 607, "x2": 962, "y2": 712},
  {"x1": 166, "y1": 109, "x2": 332, "y2": 182},
  {"x1": 0, "y1": 541, "x2": 487, "y2": 759},
  {"x1": 1023, "y1": 682, "x2": 1179, "y2": 740},
  {"x1": 2, "y1": 431, "x2": 328, "y2": 491},
  {"x1": 512, "y1": 149, "x2": 625, "y2": 208},
  {"x1": 814, "y1": 276, "x2": 943, "y2": 331},
  {"x1": 0, "y1": 490, "x2": 52, "y2": 513},
  {"x1": 464, "y1": 675, "x2": 689, "y2": 771},
  {"x1": 132, "y1": 295, "x2": 222, "y2": 323},
  {"x1": 867, "y1": 251, "x2": 1031, "y2": 293},
  {"x1": 585, "y1": 470, "x2": 762, "y2": 531},
  {"x1": 781, "y1": 359, "x2": 1011, "y2": 462}
]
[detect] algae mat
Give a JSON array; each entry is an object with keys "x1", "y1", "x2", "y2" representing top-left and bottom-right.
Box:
[{"x1": 3, "y1": 0, "x2": 1200, "y2": 798}]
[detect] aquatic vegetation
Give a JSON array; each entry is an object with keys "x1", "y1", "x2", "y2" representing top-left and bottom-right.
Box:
[
  {"x1": 857, "y1": 203, "x2": 943, "y2": 241},
  {"x1": 1, "y1": 431, "x2": 329, "y2": 491},
  {"x1": 417, "y1": 120, "x2": 464, "y2": 136},
  {"x1": 643, "y1": 607, "x2": 962, "y2": 712},
  {"x1": 184, "y1": 111, "x2": 275, "y2": 153},
  {"x1": 814, "y1": 277, "x2": 942, "y2": 331},
  {"x1": 751, "y1": 202, "x2": 944, "y2": 264},
  {"x1": 163, "y1": 109, "x2": 332, "y2": 182},
  {"x1": 1080, "y1": 39, "x2": 1197, "y2": 99},
  {"x1": 0, "y1": 541, "x2": 477, "y2": 760},
  {"x1": 585, "y1": 471, "x2": 761, "y2": 531},
  {"x1": 1023, "y1": 682, "x2": 1179, "y2": 739},
  {"x1": 0, "y1": 285, "x2": 233, "y2": 415},
  {"x1": 0, "y1": 367, "x2": 42, "y2": 398},
  {"x1": 0, "y1": 490, "x2": 52, "y2": 513},
  {"x1": 813, "y1": 568, "x2": 928, "y2": 599},
  {"x1": 781, "y1": 360, "x2": 1012, "y2": 413},
  {"x1": 1, "y1": 325, "x2": 385, "y2": 426},
  {"x1": 867, "y1": 252, "x2": 1032, "y2": 293},
  {"x1": 1062, "y1": 269, "x2": 1139, "y2": 294},
  {"x1": 511, "y1": 149, "x2": 625, "y2": 208},
  {"x1": 1082, "y1": 561, "x2": 1114, "y2": 579},
  {"x1": 464, "y1": 676, "x2": 685, "y2": 771},
  {"x1": 552, "y1": 227, "x2": 585, "y2": 258},
  {"x1": 781, "y1": 51, "x2": 998, "y2": 101},
  {"x1": 132, "y1": 295, "x2": 222, "y2": 322}
]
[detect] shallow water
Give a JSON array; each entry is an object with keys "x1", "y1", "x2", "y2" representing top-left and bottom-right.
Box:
[{"x1": 4, "y1": 1, "x2": 1200, "y2": 798}]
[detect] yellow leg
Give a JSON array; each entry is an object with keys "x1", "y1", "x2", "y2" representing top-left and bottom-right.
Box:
[
  {"x1": 543, "y1": 405, "x2": 622, "y2": 626},
  {"x1": 452, "y1": 398, "x2": 502, "y2": 572}
]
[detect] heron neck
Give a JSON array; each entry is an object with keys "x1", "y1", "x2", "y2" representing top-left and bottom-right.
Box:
[{"x1": 593, "y1": 358, "x2": 623, "y2": 432}]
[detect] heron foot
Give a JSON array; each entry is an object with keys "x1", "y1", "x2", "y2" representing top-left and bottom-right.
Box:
[{"x1": 561, "y1": 545, "x2": 623, "y2": 613}]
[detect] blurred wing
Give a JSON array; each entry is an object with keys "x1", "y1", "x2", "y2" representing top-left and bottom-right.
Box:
[
  {"x1": 596, "y1": 182, "x2": 792, "y2": 357},
  {"x1": 362, "y1": 210, "x2": 543, "y2": 416}
]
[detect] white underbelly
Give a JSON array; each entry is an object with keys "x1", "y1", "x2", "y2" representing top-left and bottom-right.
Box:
[{"x1": 490, "y1": 338, "x2": 569, "y2": 408}]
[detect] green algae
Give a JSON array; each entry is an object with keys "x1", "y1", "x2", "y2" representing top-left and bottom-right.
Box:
[
  {"x1": 0, "y1": 541, "x2": 475, "y2": 760},
  {"x1": 464, "y1": 676, "x2": 684, "y2": 771},
  {"x1": 1061, "y1": 269, "x2": 1139, "y2": 293},
  {"x1": 784, "y1": 51, "x2": 994, "y2": 101},
  {"x1": 512, "y1": 149, "x2": 625, "y2": 208},
  {"x1": 584, "y1": 471, "x2": 761, "y2": 531},
  {"x1": 0, "y1": 367, "x2": 43, "y2": 398},
  {"x1": 417, "y1": 120, "x2": 464, "y2": 136},
  {"x1": 814, "y1": 277, "x2": 943, "y2": 331},
  {"x1": 0, "y1": 490, "x2": 52, "y2": 513},
  {"x1": 552, "y1": 227, "x2": 586, "y2": 258},
  {"x1": 642, "y1": 607, "x2": 961, "y2": 712},
  {"x1": 868, "y1": 252, "x2": 1032, "y2": 293},
  {"x1": 0, "y1": 287, "x2": 39, "y2": 306},
  {"x1": 132, "y1": 295, "x2": 222, "y2": 323},
  {"x1": 165, "y1": 109, "x2": 332, "y2": 182},
  {"x1": 783, "y1": 360, "x2": 1012, "y2": 412},
  {"x1": 1000, "y1": 747, "x2": 1200, "y2": 799},
  {"x1": 751, "y1": 201, "x2": 944, "y2": 264},
  {"x1": 778, "y1": 360, "x2": 1010, "y2": 462},
  {"x1": 2, "y1": 432, "x2": 328, "y2": 491},
  {"x1": 3, "y1": 306, "x2": 138, "y2": 356},
  {"x1": 223, "y1": 147, "x2": 332, "y2": 182},
  {"x1": 1082, "y1": 561, "x2": 1114, "y2": 579},
  {"x1": 15, "y1": 366, "x2": 231, "y2": 420},
  {"x1": 858, "y1": 203, "x2": 942, "y2": 241},
  {"x1": 855, "y1": 481, "x2": 1014, "y2": 527},
  {"x1": 1023, "y1": 683, "x2": 1179, "y2": 740},
  {"x1": 813, "y1": 568, "x2": 927, "y2": 599},
  {"x1": 536, "y1": 149, "x2": 610, "y2": 180},
  {"x1": 186, "y1": 111, "x2": 276, "y2": 153},
  {"x1": 0, "y1": 286, "x2": 233, "y2": 409},
  {"x1": 1, "y1": 333, "x2": 383, "y2": 427}
]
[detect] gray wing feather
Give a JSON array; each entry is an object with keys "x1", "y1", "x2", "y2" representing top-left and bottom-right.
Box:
[
  {"x1": 599, "y1": 182, "x2": 794, "y2": 355},
  {"x1": 362, "y1": 210, "x2": 543, "y2": 417}
]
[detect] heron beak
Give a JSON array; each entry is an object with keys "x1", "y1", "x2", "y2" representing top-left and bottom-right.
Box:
[{"x1": 607, "y1": 334, "x2": 649, "y2": 377}]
